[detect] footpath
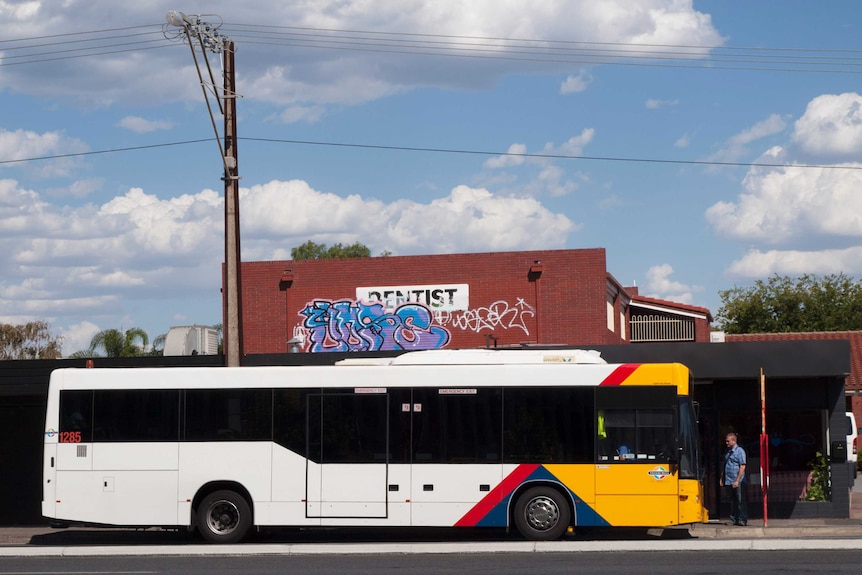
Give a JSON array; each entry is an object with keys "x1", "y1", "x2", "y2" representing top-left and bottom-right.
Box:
[{"x1": 688, "y1": 473, "x2": 862, "y2": 539}]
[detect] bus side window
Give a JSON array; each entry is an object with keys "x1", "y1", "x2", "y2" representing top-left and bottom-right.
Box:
[
  {"x1": 636, "y1": 409, "x2": 674, "y2": 460},
  {"x1": 596, "y1": 386, "x2": 676, "y2": 463},
  {"x1": 59, "y1": 390, "x2": 93, "y2": 443},
  {"x1": 603, "y1": 410, "x2": 637, "y2": 461}
]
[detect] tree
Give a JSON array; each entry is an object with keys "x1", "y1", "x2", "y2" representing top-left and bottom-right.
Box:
[
  {"x1": 0, "y1": 320, "x2": 63, "y2": 360},
  {"x1": 715, "y1": 273, "x2": 862, "y2": 334},
  {"x1": 290, "y1": 240, "x2": 372, "y2": 260},
  {"x1": 150, "y1": 332, "x2": 166, "y2": 356},
  {"x1": 75, "y1": 327, "x2": 150, "y2": 358}
]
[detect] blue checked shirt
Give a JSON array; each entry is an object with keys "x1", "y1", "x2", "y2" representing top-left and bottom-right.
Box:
[{"x1": 723, "y1": 444, "x2": 747, "y2": 485}]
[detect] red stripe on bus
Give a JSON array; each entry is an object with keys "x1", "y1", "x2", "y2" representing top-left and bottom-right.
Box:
[
  {"x1": 454, "y1": 463, "x2": 540, "y2": 527},
  {"x1": 599, "y1": 364, "x2": 640, "y2": 386}
]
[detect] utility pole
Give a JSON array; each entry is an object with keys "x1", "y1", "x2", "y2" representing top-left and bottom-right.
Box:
[
  {"x1": 165, "y1": 12, "x2": 243, "y2": 366},
  {"x1": 222, "y1": 40, "x2": 243, "y2": 368}
]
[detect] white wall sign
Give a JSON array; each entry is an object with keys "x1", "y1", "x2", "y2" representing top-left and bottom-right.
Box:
[{"x1": 356, "y1": 284, "x2": 470, "y2": 312}]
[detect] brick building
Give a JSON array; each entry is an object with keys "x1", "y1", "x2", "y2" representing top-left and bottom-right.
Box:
[{"x1": 238, "y1": 248, "x2": 712, "y2": 355}]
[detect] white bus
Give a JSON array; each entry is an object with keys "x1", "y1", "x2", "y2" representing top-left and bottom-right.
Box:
[{"x1": 42, "y1": 349, "x2": 708, "y2": 543}]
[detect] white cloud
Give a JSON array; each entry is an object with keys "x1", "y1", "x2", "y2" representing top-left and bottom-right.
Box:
[
  {"x1": 560, "y1": 71, "x2": 593, "y2": 94},
  {"x1": 484, "y1": 132, "x2": 595, "y2": 197},
  {"x1": 531, "y1": 165, "x2": 578, "y2": 198},
  {"x1": 482, "y1": 131, "x2": 593, "y2": 197},
  {"x1": 599, "y1": 193, "x2": 623, "y2": 210},
  {"x1": 705, "y1": 114, "x2": 788, "y2": 165},
  {"x1": 241, "y1": 180, "x2": 578, "y2": 256},
  {"x1": 0, "y1": 128, "x2": 88, "y2": 177},
  {"x1": 645, "y1": 98, "x2": 678, "y2": 109},
  {"x1": 0, "y1": 177, "x2": 575, "y2": 338},
  {"x1": 485, "y1": 130, "x2": 594, "y2": 170},
  {"x1": 0, "y1": 180, "x2": 225, "y2": 331},
  {"x1": 675, "y1": 134, "x2": 690, "y2": 148},
  {"x1": 733, "y1": 114, "x2": 789, "y2": 146},
  {"x1": 0, "y1": 1, "x2": 724, "y2": 110},
  {"x1": 546, "y1": 129, "x2": 595, "y2": 157},
  {"x1": 484, "y1": 143, "x2": 528, "y2": 169},
  {"x1": 57, "y1": 320, "x2": 101, "y2": 357},
  {"x1": 45, "y1": 178, "x2": 104, "y2": 199},
  {"x1": 706, "y1": 162, "x2": 862, "y2": 245},
  {"x1": 725, "y1": 247, "x2": 862, "y2": 279},
  {"x1": 278, "y1": 105, "x2": 327, "y2": 124},
  {"x1": 0, "y1": 0, "x2": 40, "y2": 20},
  {"x1": 791, "y1": 92, "x2": 862, "y2": 159},
  {"x1": 643, "y1": 263, "x2": 700, "y2": 303},
  {"x1": 117, "y1": 116, "x2": 173, "y2": 133},
  {"x1": 707, "y1": 92, "x2": 862, "y2": 283}
]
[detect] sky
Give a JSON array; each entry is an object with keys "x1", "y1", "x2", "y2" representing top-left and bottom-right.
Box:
[{"x1": 2, "y1": 1, "x2": 862, "y2": 356}]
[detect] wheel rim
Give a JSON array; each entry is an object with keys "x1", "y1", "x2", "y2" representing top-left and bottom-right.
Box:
[
  {"x1": 523, "y1": 495, "x2": 560, "y2": 532},
  {"x1": 205, "y1": 499, "x2": 241, "y2": 536}
]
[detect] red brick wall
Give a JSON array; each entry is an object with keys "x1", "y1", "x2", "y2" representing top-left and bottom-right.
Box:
[
  {"x1": 238, "y1": 248, "x2": 629, "y2": 354},
  {"x1": 694, "y1": 318, "x2": 712, "y2": 342}
]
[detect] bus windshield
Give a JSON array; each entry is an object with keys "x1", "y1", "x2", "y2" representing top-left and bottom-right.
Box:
[{"x1": 678, "y1": 397, "x2": 701, "y2": 480}]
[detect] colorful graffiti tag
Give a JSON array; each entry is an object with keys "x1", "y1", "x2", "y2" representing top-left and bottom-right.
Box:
[{"x1": 299, "y1": 299, "x2": 451, "y2": 352}]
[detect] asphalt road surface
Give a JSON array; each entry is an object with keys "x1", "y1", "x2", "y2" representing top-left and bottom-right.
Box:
[{"x1": 0, "y1": 549, "x2": 859, "y2": 574}]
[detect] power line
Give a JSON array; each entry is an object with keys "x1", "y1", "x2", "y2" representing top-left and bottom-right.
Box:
[
  {"x1": 0, "y1": 44, "x2": 176, "y2": 67},
  {"x1": 225, "y1": 30, "x2": 862, "y2": 64},
  {"x1": 0, "y1": 139, "x2": 212, "y2": 164},
  {"x1": 2, "y1": 21, "x2": 861, "y2": 73},
  {"x1": 232, "y1": 37, "x2": 862, "y2": 74},
  {"x1": 223, "y1": 22, "x2": 862, "y2": 55},
  {"x1": 0, "y1": 24, "x2": 172, "y2": 66},
  {"x1": 0, "y1": 38, "x2": 172, "y2": 64},
  {"x1": 218, "y1": 22, "x2": 862, "y2": 73},
  {"x1": 0, "y1": 24, "x2": 159, "y2": 44},
  {"x1": 0, "y1": 30, "x2": 163, "y2": 51},
  {"x1": 2, "y1": 136, "x2": 860, "y2": 171},
  {"x1": 241, "y1": 137, "x2": 862, "y2": 170}
]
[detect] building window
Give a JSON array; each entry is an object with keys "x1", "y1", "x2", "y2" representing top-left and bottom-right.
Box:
[
  {"x1": 620, "y1": 308, "x2": 626, "y2": 340},
  {"x1": 607, "y1": 294, "x2": 615, "y2": 332}
]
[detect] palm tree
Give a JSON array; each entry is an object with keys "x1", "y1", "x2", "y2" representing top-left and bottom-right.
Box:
[
  {"x1": 82, "y1": 327, "x2": 150, "y2": 357},
  {"x1": 150, "y1": 332, "x2": 166, "y2": 356}
]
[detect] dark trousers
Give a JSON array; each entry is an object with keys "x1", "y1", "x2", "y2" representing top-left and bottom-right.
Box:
[{"x1": 726, "y1": 484, "x2": 748, "y2": 524}]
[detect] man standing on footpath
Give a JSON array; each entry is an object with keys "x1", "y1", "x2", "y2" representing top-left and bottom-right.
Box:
[{"x1": 721, "y1": 432, "x2": 748, "y2": 526}]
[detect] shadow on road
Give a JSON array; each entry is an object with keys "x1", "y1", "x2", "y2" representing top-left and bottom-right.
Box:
[{"x1": 27, "y1": 525, "x2": 693, "y2": 546}]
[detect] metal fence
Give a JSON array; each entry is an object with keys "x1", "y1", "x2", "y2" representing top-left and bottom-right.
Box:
[{"x1": 630, "y1": 314, "x2": 695, "y2": 342}]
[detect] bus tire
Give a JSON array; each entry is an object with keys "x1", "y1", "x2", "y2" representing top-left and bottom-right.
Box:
[
  {"x1": 513, "y1": 486, "x2": 571, "y2": 541},
  {"x1": 197, "y1": 489, "x2": 252, "y2": 544}
]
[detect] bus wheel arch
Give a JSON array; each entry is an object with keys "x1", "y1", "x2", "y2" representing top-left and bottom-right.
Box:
[
  {"x1": 193, "y1": 482, "x2": 254, "y2": 544},
  {"x1": 510, "y1": 482, "x2": 573, "y2": 541}
]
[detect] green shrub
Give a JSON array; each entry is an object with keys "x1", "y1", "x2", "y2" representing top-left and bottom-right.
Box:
[{"x1": 804, "y1": 451, "x2": 831, "y2": 501}]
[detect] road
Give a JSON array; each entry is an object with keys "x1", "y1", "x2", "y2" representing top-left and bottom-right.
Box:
[{"x1": 0, "y1": 549, "x2": 860, "y2": 574}]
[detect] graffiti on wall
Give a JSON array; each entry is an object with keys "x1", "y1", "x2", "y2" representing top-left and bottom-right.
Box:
[
  {"x1": 299, "y1": 299, "x2": 451, "y2": 352},
  {"x1": 296, "y1": 296, "x2": 536, "y2": 352},
  {"x1": 434, "y1": 298, "x2": 536, "y2": 335}
]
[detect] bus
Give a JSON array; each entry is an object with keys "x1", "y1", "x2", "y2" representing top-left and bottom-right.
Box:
[{"x1": 42, "y1": 349, "x2": 708, "y2": 543}]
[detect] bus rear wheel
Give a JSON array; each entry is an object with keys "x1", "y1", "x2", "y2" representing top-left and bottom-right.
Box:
[
  {"x1": 197, "y1": 490, "x2": 251, "y2": 544},
  {"x1": 513, "y1": 486, "x2": 571, "y2": 540}
]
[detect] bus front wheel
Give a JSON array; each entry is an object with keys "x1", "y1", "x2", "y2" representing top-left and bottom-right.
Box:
[
  {"x1": 197, "y1": 490, "x2": 251, "y2": 544},
  {"x1": 513, "y1": 486, "x2": 571, "y2": 540}
]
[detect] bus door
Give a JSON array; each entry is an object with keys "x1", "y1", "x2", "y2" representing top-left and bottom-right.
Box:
[
  {"x1": 594, "y1": 387, "x2": 679, "y2": 526},
  {"x1": 306, "y1": 390, "x2": 389, "y2": 518},
  {"x1": 409, "y1": 387, "x2": 504, "y2": 526}
]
